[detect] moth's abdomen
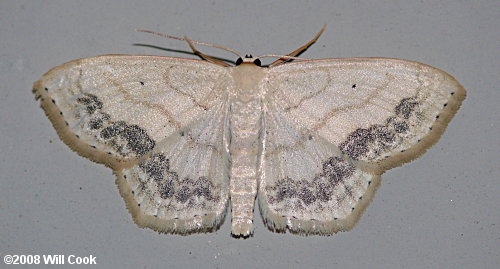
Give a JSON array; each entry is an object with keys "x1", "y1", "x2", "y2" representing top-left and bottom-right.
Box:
[{"x1": 228, "y1": 98, "x2": 263, "y2": 237}]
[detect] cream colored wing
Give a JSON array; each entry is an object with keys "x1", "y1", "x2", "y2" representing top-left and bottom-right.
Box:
[
  {"x1": 259, "y1": 102, "x2": 378, "y2": 234},
  {"x1": 33, "y1": 55, "x2": 232, "y2": 233},
  {"x1": 264, "y1": 58, "x2": 465, "y2": 170},
  {"x1": 119, "y1": 102, "x2": 230, "y2": 233},
  {"x1": 258, "y1": 58, "x2": 465, "y2": 234}
]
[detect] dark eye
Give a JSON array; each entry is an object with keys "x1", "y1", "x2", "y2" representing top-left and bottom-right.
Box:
[
  {"x1": 236, "y1": 57, "x2": 243, "y2": 66},
  {"x1": 254, "y1": 59, "x2": 262, "y2": 66}
]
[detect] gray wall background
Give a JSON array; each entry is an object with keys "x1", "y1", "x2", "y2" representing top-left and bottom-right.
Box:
[{"x1": 1, "y1": 1, "x2": 498, "y2": 268}]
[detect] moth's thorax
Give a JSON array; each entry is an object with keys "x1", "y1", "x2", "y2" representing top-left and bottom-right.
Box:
[
  {"x1": 231, "y1": 64, "x2": 265, "y2": 101},
  {"x1": 228, "y1": 63, "x2": 264, "y2": 155},
  {"x1": 228, "y1": 63, "x2": 264, "y2": 154}
]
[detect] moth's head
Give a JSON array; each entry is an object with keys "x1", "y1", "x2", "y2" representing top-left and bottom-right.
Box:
[{"x1": 235, "y1": 54, "x2": 262, "y2": 67}]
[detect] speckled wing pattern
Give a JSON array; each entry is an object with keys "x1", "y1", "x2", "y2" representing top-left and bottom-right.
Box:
[
  {"x1": 33, "y1": 56, "x2": 232, "y2": 233},
  {"x1": 259, "y1": 58, "x2": 465, "y2": 234}
]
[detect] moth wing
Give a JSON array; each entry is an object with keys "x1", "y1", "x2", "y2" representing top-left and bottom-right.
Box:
[
  {"x1": 34, "y1": 55, "x2": 232, "y2": 233},
  {"x1": 259, "y1": 103, "x2": 378, "y2": 234},
  {"x1": 33, "y1": 55, "x2": 231, "y2": 167},
  {"x1": 258, "y1": 58, "x2": 465, "y2": 234},
  {"x1": 119, "y1": 102, "x2": 230, "y2": 233},
  {"x1": 264, "y1": 58, "x2": 465, "y2": 171}
]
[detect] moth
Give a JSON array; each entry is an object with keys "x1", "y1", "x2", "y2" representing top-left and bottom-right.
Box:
[{"x1": 33, "y1": 27, "x2": 465, "y2": 237}]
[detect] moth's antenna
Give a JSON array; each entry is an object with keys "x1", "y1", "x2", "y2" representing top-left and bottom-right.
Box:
[
  {"x1": 269, "y1": 24, "x2": 326, "y2": 67},
  {"x1": 257, "y1": 55, "x2": 309, "y2": 61},
  {"x1": 137, "y1": 29, "x2": 242, "y2": 59},
  {"x1": 183, "y1": 36, "x2": 232, "y2": 67}
]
